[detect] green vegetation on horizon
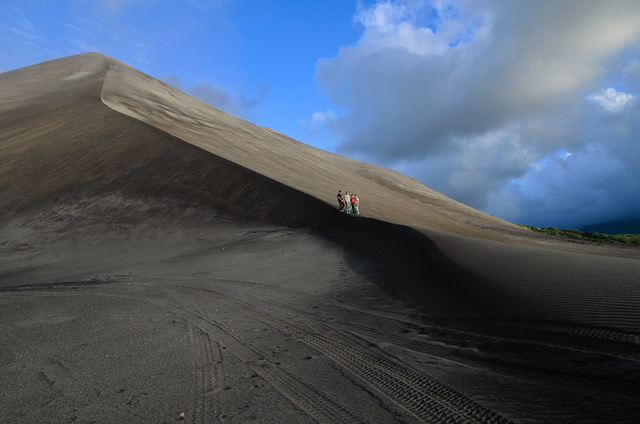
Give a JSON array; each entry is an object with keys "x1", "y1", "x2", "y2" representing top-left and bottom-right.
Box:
[{"x1": 518, "y1": 225, "x2": 640, "y2": 246}]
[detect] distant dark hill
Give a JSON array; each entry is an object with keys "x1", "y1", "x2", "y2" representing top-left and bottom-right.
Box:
[{"x1": 581, "y1": 218, "x2": 640, "y2": 235}]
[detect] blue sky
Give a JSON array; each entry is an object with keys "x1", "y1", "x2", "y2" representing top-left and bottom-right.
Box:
[{"x1": 2, "y1": 0, "x2": 640, "y2": 229}]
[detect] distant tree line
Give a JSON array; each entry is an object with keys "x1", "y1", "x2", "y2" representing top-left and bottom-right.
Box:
[{"x1": 518, "y1": 225, "x2": 640, "y2": 246}]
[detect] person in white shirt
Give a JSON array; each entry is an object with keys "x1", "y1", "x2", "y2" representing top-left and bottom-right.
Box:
[{"x1": 344, "y1": 192, "x2": 351, "y2": 214}]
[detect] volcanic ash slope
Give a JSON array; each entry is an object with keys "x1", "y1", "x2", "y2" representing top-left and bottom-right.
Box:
[{"x1": 1, "y1": 53, "x2": 640, "y2": 423}]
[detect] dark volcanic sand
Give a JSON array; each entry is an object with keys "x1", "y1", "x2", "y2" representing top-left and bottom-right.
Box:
[
  {"x1": 2, "y1": 192, "x2": 638, "y2": 424},
  {"x1": 1, "y1": 54, "x2": 640, "y2": 423}
]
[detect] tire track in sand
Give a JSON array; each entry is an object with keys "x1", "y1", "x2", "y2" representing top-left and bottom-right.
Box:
[
  {"x1": 176, "y1": 300, "x2": 362, "y2": 424},
  {"x1": 188, "y1": 323, "x2": 228, "y2": 423},
  {"x1": 181, "y1": 286, "x2": 514, "y2": 424},
  {"x1": 218, "y1": 279, "x2": 640, "y2": 363},
  {"x1": 1, "y1": 283, "x2": 358, "y2": 423}
]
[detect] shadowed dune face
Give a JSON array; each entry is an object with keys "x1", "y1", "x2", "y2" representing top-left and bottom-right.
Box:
[
  {"x1": 1, "y1": 52, "x2": 639, "y2": 316},
  {"x1": 0, "y1": 53, "x2": 522, "y2": 316},
  {"x1": 2, "y1": 53, "x2": 640, "y2": 423},
  {"x1": 2, "y1": 53, "x2": 640, "y2": 319}
]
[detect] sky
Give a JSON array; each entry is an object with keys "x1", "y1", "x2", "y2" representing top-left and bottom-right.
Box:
[{"x1": 2, "y1": 0, "x2": 640, "y2": 229}]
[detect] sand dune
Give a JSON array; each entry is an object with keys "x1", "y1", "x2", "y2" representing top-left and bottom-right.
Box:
[{"x1": 1, "y1": 53, "x2": 639, "y2": 423}]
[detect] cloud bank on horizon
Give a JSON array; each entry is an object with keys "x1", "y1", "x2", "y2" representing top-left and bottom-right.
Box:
[{"x1": 313, "y1": 0, "x2": 640, "y2": 229}]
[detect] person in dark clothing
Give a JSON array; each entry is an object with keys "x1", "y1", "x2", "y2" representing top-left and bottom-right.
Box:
[{"x1": 337, "y1": 190, "x2": 344, "y2": 212}]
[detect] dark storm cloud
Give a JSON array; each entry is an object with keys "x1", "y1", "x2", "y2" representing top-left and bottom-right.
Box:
[{"x1": 491, "y1": 98, "x2": 640, "y2": 228}]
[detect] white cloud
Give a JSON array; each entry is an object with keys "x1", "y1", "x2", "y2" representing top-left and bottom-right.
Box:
[
  {"x1": 299, "y1": 110, "x2": 338, "y2": 130},
  {"x1": 355, "y1": 1, "x2": 406, "y2": 32},
  {"x1": 71, "y1": 39, "x2": 100, "y2": 52},
  {"x1": 315, "y1": 0, "x2": 640, "y2": 227},
  {"x1": 557, "y1": 150, "x2": 573, "y2": 161},
  {"x1": 299, "y1": 109, "x2": 342, "y2": 152},
  {"x1": 5, "y1": 16, "x2": 46, "y2": 47},
  {"x1": 311, "y1": 110, "x2": 336, "y2": 124},
  {"x1": 587, "y1": 88, "x2": 635, "y2": 113},
  {"x1": 351, "y1": 0, "x2": 488, "y2": 56},
  {"x1": 0, "y1": 8, "x2": 61, "y2": 63}
]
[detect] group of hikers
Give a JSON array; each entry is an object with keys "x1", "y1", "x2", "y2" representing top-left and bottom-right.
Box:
[{"x1": 336, "y1": 190, "x2": 360, "y2": 215}]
